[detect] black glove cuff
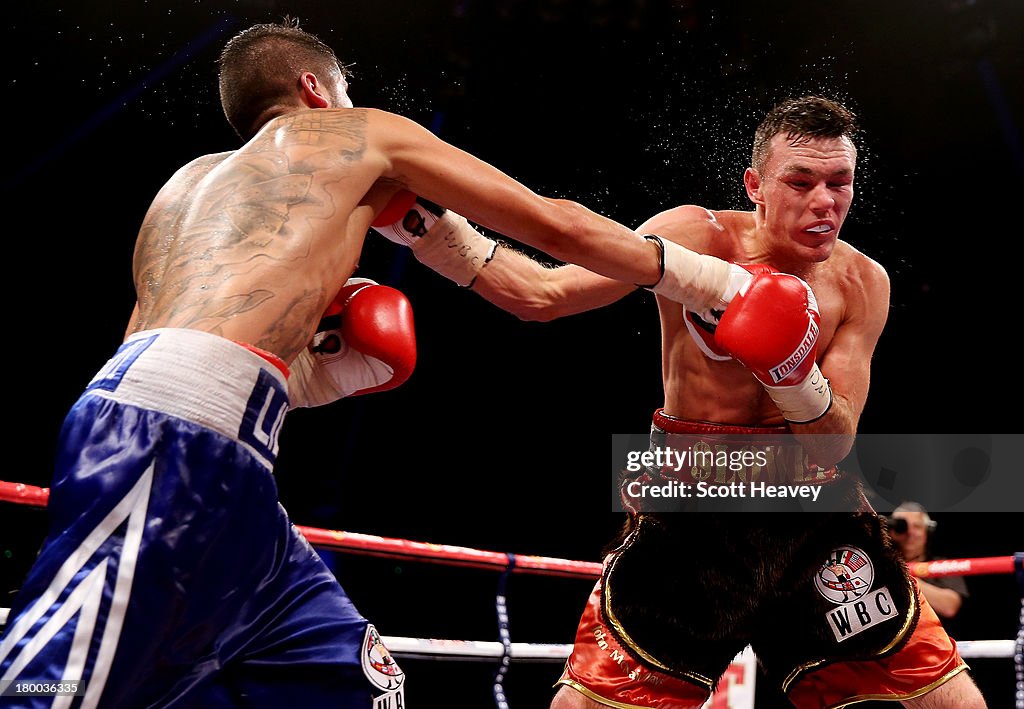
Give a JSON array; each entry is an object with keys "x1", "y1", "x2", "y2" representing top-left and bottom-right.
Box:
[{"x1": 637, "y1": 234, "x2": 666, "y2": 289}]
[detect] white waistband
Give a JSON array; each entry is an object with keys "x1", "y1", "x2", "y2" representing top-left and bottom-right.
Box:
[{"x1": 85, "y1": 329, "x2": 289, "y2": 469}]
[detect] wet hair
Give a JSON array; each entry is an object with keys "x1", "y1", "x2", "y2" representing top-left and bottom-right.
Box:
[
  {"x1": 217, "y1": 18, "x2": 351, "y2": 140},
  {"x1": 751, "y1": 96, "x2": 858, "y2": 172}
]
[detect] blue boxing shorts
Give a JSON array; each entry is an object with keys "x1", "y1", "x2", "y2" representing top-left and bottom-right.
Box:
[{"x1": 0, "y1": 328, "x2": 405, "y2": 708}]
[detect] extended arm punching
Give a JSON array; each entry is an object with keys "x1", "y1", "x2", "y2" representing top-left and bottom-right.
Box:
[
  {"x1": 368, "y1": 112, "x2": 753, "y2": 315},
  {"x1": 370, "y1": 189, "x2": 753, "y2": 320}
]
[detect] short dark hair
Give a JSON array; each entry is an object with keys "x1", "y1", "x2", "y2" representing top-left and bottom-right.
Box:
[
  {"x1": 218, "y1": 18, "x2": 350, "y2": 140},
  {"x1": 751, "y1": 96, "x2": 858, "y2": 172}
]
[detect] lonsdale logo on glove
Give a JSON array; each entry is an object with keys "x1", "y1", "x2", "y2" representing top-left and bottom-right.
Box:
[
  {"x1": 769, "y1": 317, "x2": 819, "y2": 384},
  {"x1": 713, "y1": 269, "x2": 833, "y2": 424}
]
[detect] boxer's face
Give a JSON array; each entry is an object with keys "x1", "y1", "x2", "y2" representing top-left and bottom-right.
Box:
[
  {"x1": 327, "y1": 72, "x2": 354, "y2": 109},
  {"x1": 746, "y1": 134, "x2": 856, "y2": 264}
]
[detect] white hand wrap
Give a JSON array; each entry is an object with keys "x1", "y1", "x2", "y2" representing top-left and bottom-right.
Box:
[
  {"x1": 645, "y1": 235, "x2": 742, "y2": 314},
  {"x1": 373, "y1": 200, "x2": 497, "y2": 287},
  {"x1": 411, "y1": 211, "x2": 497, "y2": 287},
  {"x1": 763, "y1": 362, "x2": 833, "y2": 424},
  {"x1": 288, "y1": 340, "x2": 394, "y2": 409}
]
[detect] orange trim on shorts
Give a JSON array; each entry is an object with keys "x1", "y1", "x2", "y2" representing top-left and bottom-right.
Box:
[
  {"x1": 558, "y1": 564, "x2": 714, "y2": 709},
  {"x1": 785, "y1": 583, "x2": 965, "y2": 709},
  {"x1": 822, "y1": 663, "x2": 969, "y2": 708},
  {"x1": 554, "y1": 678, "x2": 661, "y2": 709}
]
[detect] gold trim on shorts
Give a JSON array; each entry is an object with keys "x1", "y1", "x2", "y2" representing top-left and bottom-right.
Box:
[
  {"x1": 822, "y1": 662, "x2": 969, "y2": 708},
  {"x1": 554, "y1": 678, "x2": 661, "y2": 709},
  {"x1": 781, "y1": 570, "x2": 920, "y2": 693},
  {"x1": 602, "y1": 516, "x2": 716, "y2": 690}
]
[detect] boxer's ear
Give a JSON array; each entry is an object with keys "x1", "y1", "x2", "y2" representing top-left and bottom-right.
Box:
[
  {"x1": 744, "y1": 168, "x2": 764, "y2": 206},
  {"x1": 299, "y1": 72, "x2": 330, "y2": 109}
]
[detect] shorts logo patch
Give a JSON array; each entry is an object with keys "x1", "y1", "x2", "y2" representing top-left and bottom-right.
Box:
[
  {"x1": 824, "y1": 586, "x2": 898, "y2": 642},
  {"x1": 88, "y1": 333, "x2": 158, "y2": 393},
  {"x1": 239, "y1": 369, "x2": 288, "y2": 462},
  {"x1": 815, "y1": 546, "x2": 874, "y2": 604},
  {"x1": 362, "y1": 624, "x2": 405, "y2": 692}
]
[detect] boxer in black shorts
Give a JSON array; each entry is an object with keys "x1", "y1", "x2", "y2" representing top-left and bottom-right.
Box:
[{"x1": 386, "y1": 95, "x2": 987, "y2": 707}]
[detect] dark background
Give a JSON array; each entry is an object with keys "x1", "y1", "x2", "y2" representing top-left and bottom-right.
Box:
[{"x1": 2, "y1": 1, "x2": 1022, "y2": 706}]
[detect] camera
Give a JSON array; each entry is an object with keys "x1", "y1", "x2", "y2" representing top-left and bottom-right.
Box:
[
  {"x1": 885, "y1": 516, "x2": 937, "y2": 534},
  {"x1": 887, "y1": 517, "x2": 909, "y2": 534}
]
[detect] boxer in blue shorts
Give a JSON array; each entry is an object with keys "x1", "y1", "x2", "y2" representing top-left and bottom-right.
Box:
[
  {"x1": 0, "y1": 327, "x2": 409, "y2": 707},
  {"x1": 0, "y1": 18, "x2": 745, "y2": 708}
]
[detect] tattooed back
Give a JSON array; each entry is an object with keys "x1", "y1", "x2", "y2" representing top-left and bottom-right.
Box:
[{"x1": 127, "y1": 108, "x2": 402, "y2": 362}]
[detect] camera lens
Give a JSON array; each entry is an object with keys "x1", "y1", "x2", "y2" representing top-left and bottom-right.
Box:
[{"x1": 888, "y1": 517, "x2": 908, "y2": 534}]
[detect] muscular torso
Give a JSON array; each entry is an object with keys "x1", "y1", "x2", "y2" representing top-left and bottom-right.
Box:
[
  {"x1": 657, "y1": 208, "x2": 870, "y2": 426},
  {"x1": 128, "y1": 108, "x2": 403, "y2": 363}
]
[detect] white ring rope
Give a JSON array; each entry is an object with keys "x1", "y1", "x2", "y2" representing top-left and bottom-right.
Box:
[
  {"x1": 0, "y1": 609, "x2": 1013, "y2": 661},
  {"x1": 2, "y1": 477, "x2": 1020, "y2": 707},
  {"x1": 375, "y1": 636, "x2": 1016, "y2": 662}
]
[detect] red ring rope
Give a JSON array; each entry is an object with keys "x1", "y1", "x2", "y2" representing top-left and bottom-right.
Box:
[{"x1": 0, "y1": 480, "x2": 1014, "y2": 580}]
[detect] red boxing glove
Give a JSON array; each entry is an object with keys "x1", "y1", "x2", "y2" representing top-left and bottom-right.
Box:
[
  {"x1": 683, "y1": 263, "x2": 775, "y2": 360},
  {"x1": 289, "y1": 278, "x2": 416, "y2": 408},
  {"x1": 714, "y1": 271, "x2": 832, "y2": 423},
  {"x1": 372, "y1": 189, "x2": 419, "y2": 228}
]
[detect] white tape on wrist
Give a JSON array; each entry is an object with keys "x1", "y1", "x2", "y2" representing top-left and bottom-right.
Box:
[
  {"x1": 412, "y1": 211, "x2": 498, "y2": 287},
  {"x1": 764, "y1": 362, "x2": 833, "y2": 424},
  {"x1": 646, "y1": 236, "x2": 734, "y2": 313},
  {"x1": 288, "y1": 349, "x2": 339, "y2": 409},
  {"x1": 288, "y1": 344, "x2": 393, "y2": 409},
  {"x1": 373, "y1": 201, "x2": 443, "y2": 247}
]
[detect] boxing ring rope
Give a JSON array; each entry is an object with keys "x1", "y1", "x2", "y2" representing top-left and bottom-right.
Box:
[
  {"x1": 2, "y1": 480, "x2": 1022, "y2": 707},
  {"x1": 295, "y1": 525, "x2": 603, "y2": 579}
]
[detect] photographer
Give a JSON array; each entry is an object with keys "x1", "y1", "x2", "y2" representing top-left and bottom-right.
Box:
[{"x1": 889, "y1": 502, "x2": 969, "y2": 620}]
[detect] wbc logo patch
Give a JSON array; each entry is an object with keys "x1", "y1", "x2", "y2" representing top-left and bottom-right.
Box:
[
  {"x1": 815, "y1": 546, "x2": 874, "y2": 604},
  {"x1": 815, "y1": 546, "x2": 897, "y2": 642},
  {"x1": 362, "y1": 624, "x2": 406, "y2": 708}
]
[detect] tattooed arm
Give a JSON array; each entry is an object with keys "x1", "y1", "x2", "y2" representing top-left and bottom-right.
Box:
[{"x1": 363, "y1": 109, "x2": 665, "y2": 289}]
